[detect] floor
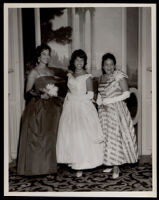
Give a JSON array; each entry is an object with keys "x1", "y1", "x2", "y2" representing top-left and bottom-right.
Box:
[{"x1": 9, "y1": 157, "x2": 152, "y2": 192}]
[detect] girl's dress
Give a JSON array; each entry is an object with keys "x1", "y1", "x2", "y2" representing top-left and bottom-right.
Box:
[
  {"x1": 17, "y1": 74, "x2": 66, "y2": 175},
  {"x1": 56, "y1": 73, "x2": 104, "y2": 170},
  {"x1": 98, "y1": 70, "x2": 138, "y2": 166}
]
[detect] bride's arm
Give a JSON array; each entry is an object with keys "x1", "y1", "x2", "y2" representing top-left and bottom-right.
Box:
[{"x1": 86, "y1": 76, "x2": 94, "y2": 100}]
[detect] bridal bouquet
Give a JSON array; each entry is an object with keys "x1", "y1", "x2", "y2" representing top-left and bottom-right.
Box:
[{"x1": 42, "y1": 83, "x2": 58, "y2": 97}]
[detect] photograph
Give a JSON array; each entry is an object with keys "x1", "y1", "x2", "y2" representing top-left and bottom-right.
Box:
[{"x1": 4, "y1": 2, "x2": 157, "y2": 198}]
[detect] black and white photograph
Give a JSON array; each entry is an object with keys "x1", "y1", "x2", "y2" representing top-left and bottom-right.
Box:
[{"x1": 4, "y1": 2, "x2": 156, "y2": 198}]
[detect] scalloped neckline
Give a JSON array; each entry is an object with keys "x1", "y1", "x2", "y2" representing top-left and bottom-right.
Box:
[{"x1": 70, "y1": 73, "x2": 88, "y2": 79}]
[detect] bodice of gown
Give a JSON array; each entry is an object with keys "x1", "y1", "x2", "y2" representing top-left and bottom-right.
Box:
[
  {"x1": 34, "y1": 76, "x2": 67, "y2": 98},
  {"x1": 67, "y1": 73, "x2": 91, "y2": 96},
  {"x1": 98, "y1": 70, "x2": 128, "y2": 99}
]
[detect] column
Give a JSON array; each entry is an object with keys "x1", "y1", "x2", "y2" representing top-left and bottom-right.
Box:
[
  {"x1": 90, "y1": 8, "x2": 96, "y2": 73},
  {"x1": 71, "y1": 8, "x2": 76, "y2": 51},
  {"x1": 17, "y1": 8, "x2": 25, "y2": 112},
  {"x1": 121, "y1": 8, "x2": 127, "y2": 73},
  {"x1": 67, "y1": 8, "x2": 72, "y2": 57},
  {"x1": 34, "y1": 8, "x2": 41, "y2": 47},
  {"x1": 79, "y1": 8, "x2": 86, "y2": 50},
  {"x1": 85, "y1": 10, "x2": 91, "y2": 72},
  {"x1": 8, "y1": 8, "x2": 25, "y2": 162}
]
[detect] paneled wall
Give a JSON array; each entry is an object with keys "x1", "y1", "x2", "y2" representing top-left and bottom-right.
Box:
[
  {"x1": 8, "y1": 8, "x2": 25, "y2": 162},
  {"x1": 139, "y1": 8, "x2": 152, "y2": 155},
  {"x1": 94, "y1": 8, "x2": 123, "y2": 72}
]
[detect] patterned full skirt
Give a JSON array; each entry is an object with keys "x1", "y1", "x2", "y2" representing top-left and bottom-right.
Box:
[{"x1": 98, "y1": 101, "x2": 138, "y2": 166}]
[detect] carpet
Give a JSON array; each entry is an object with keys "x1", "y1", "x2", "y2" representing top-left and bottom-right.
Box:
[{"x1": 9, "y1": 162, "x2": 152, "y2": 192}]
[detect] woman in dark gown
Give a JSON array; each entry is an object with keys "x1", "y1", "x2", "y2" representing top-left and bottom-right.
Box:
[{"x1": 17, "y1": 44, "x2": 66, "y2": 175}]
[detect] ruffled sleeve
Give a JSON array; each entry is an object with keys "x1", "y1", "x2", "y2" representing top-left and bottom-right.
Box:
[
  {"x1": 113, "y1": 70, "x2": 128, "y2": 82},
  {"x1": 67, "y1": 72, "x2": 72, "y2": 78}
]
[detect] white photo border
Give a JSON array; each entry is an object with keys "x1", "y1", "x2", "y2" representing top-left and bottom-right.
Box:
[{"x1": 4, "y1": 3, "x2": 157, "y2": 198}]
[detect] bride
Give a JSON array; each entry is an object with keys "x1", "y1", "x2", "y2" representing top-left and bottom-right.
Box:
[{"x1": 56, "y1": 49, "x2": 104, "y2": 177}]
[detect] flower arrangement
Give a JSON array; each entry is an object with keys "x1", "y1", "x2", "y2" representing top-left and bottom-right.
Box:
[{"x1": 41, "y1": 83, "x2": 58, "y2": 97}]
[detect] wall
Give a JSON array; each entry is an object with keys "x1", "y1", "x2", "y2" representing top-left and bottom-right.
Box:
[
  {"x1": 127, "y1": 8, "x2": 138, "y2": 88},
  {"x1": 48, "y1": 9, "x2": 70, "y2": 69},
  {"x1": 38, "y1": 7, "x2": 140, "y2": 81},
  {"x1": 47, "y1": 7, "x2": 124, "y2": 75},
  {"x1": 140, "y1": 8, "x2": 152, "y2": 155},
  {"x1": 94, "y1": 7, "x2": 122, "y2": 73}
]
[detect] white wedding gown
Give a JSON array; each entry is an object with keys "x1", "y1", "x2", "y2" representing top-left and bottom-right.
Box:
[{"x1": 56, "y1": 73, "x2": 104, "y2": 170}]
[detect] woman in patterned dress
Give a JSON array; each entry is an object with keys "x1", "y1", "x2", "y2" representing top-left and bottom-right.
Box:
[
  {"x1": 56, "y1": 49, "x2": 104, "y2": 177},
  {"x1": 97, "y1": 53, "x2": 138, "y2": 179}
]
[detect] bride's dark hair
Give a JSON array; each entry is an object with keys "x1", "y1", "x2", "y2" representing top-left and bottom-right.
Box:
[{"x1": 68, "y1": 49, "x2": 87, "y2": 72}]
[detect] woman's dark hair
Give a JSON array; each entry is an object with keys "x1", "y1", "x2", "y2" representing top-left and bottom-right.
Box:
[
  {"x1": 68, "y1": 49, "x2": 87, "y2": 72},
  {"x1": 25, "y1": 44, "x2": 51, "y2": 78},
  {"x1": 33, "y1": 43, "x2": 51, "y2": 65},
  {"x1": 101, "y1": 53, "x2": 116, "y2": 74}
]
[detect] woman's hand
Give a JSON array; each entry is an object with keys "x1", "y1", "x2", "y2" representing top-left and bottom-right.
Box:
[
  {"x1": 39, "y1": 88, "x2": 50, "y2": 99},
  {"x1": 39, "y1": 88, "x2": 49, "y2": 99},
  {"x1": 41, "y1": 93, "x2": 50, "y2": 99}
]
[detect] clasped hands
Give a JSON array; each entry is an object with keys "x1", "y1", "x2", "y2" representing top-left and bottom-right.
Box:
[
  {"x1": 39, "y1": 88, "x2": 50, "y2": 99},
  {"x1": 96, "y1": 94, "x2": 108, "y2": 110}
]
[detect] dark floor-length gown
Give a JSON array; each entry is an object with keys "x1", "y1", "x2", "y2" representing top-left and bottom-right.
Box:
[{"x1": 17, "y1": 75, "x2": 67, "y2": 175}]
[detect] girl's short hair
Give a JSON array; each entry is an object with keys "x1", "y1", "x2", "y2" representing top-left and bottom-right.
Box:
[
  {"x1": 68, "y1": 49, "x2": 87, "y2": 72},
  {"x1": 101, "y1": 53, "x2": 116, "y2": 74}
]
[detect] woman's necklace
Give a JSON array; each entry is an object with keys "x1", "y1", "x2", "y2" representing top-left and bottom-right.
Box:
[
  {"x1": 37, "y1": 65, "x2": 50, "y2": 76},
  {"x1": 74, "y1": 69, "x2": 85, "y2": 77}
]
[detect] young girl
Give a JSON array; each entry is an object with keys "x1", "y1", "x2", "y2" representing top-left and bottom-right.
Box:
[
  {"x1": 97, "y1": 53, "x2": 138, "y2": 179},
  {"x1": 56, "y1": 49, "x2": 104, "y2": 177}
]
